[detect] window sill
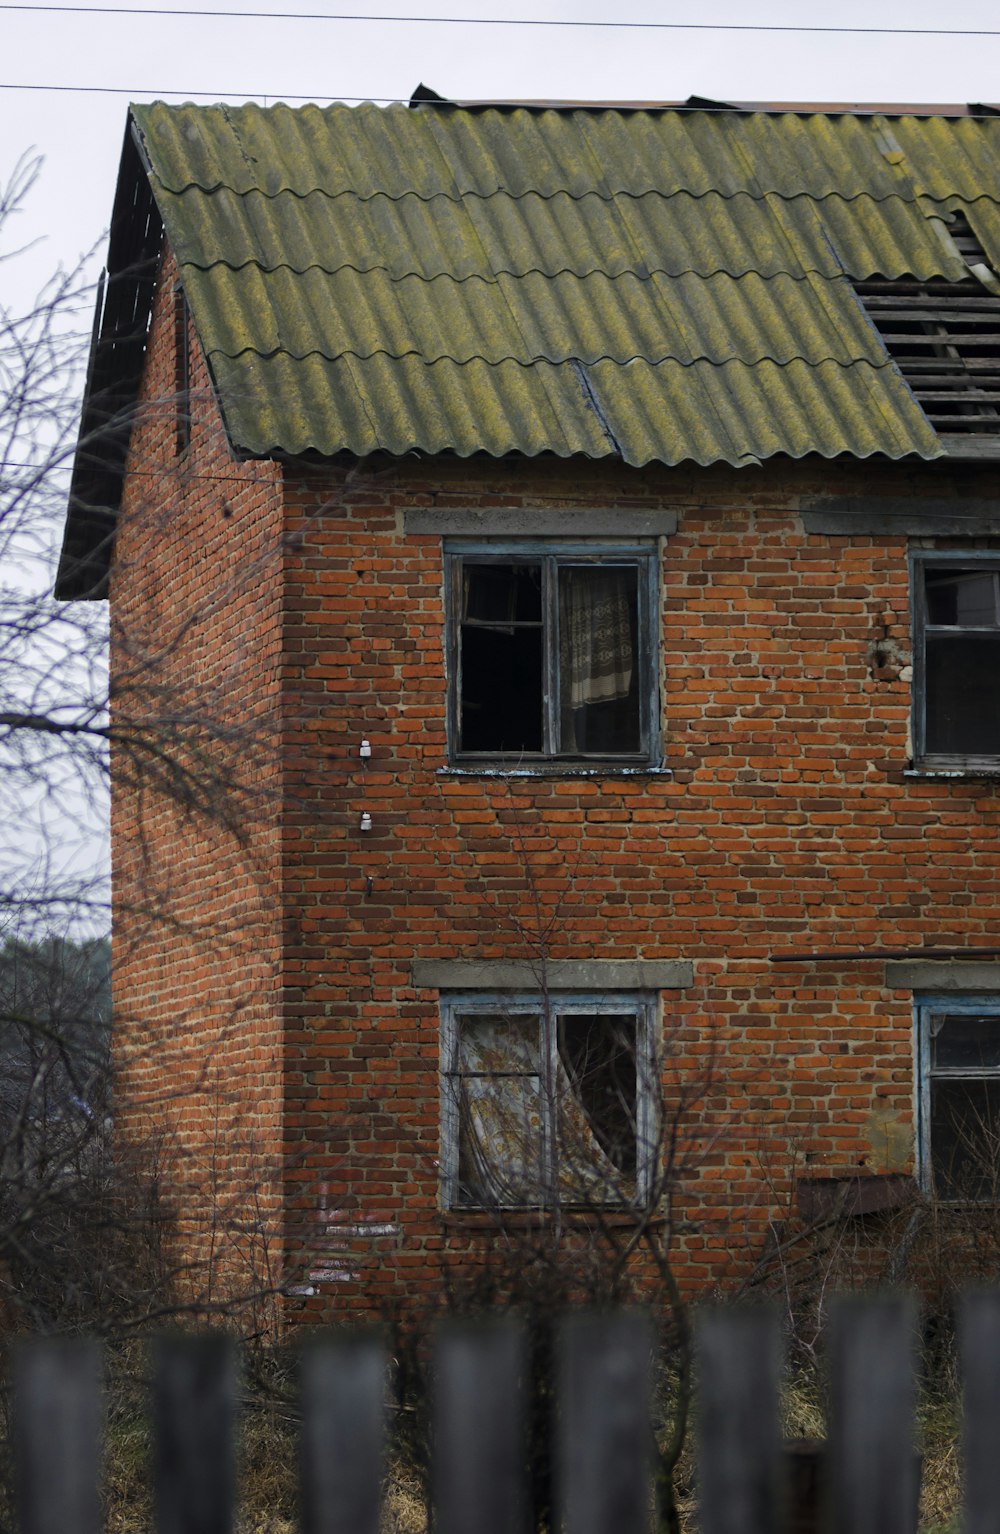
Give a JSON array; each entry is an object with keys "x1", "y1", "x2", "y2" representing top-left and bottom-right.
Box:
[
  {"x1": 438, "y1": 764, "x2": 672, "y2": 780},
  {"x1": 905, "y1": 766, "x2": 1000, "y2": 780},
  {"x1": 442, "y1": 1208, "x2": 665, "y2": 1230}
]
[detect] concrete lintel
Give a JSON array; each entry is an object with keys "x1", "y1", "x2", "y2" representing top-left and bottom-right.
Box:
[
  {"x1": 403, "y1": 508, "x2": 677, "y2": 538},
  {"x1": 411, "y1": 959, "x2": 693, "y2": 991},
  {"x1": 801, "y1": 498, "x2": 1000, "y2": 537},
  {"x1": 886, "y1": 960, "x2": 1000, "y2": 991}
]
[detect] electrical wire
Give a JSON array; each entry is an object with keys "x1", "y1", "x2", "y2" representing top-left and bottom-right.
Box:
[
  {"x1": 2, "y1": 4, "x2": 1000, "y2": 35},
  {"x1": 0, "y1": 81, "x2": 346, "y2": 98}
]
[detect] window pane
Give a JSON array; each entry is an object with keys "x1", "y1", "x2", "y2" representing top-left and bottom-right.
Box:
[
  {"x1": 931, "y1": 1077, "x2": 1000, "y2": 1200},
  {"x1": 925, "y1": 632, "x2": 1000, "y2": 756},
  {"x1": 925, "y1": 569, "x2": 999, "y2": 627},
  {"x1": 460, "y1": 627, "x2": 543, "y2": 753},
  {"x1": 458, "y1": 1014, "x2": 540, "y2": 1076},
  {"x1": 932, "y1": 1014, "x2": 1000, "y2": 1070},
  {"x1": 462, "y1": 563, "x2": 542, "y2": 624},
  {"x1": 456, "y1": 1015, "x2": 543, "y2": 1206},
  {"x1": 558, "y1": 566, "x2": 640, "y2": 754},
  {"x1": 555, "y1": 1013, "x2": 639, "y2": 1201}
]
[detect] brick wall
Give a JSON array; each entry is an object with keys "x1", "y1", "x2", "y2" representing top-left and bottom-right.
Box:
[
  {"x1": 111, "y1": 249, "x2": 286, "y2": 1321},
  {"x1": 276, "y1": 452, "x2": 1000, "y2": 1319}
]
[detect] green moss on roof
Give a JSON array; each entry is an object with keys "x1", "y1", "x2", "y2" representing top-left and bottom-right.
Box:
[{"x1": 128, "y1": 99, "x2": 1000, "y2": 467}]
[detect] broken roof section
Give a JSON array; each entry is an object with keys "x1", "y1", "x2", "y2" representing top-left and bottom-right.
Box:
[{"x1": 59, "y1": 97, "x2": 1000, "y2": 593}]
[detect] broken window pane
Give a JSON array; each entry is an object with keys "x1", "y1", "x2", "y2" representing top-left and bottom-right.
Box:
[
  {"x1": 558, "y1": 567, "x2": 640, "y2": 754},
  {"x1": 932, "y1": 1013, "x2": 1000, "y2": 1071},
  {"x1": 925, "y1": 569, "x2": 1000, "y2": 627},
  {"x1": 459, "y1": 563, "x2": 543, "y2": 754},
  {"x1": 556, "y1": 1013, "x2": 638, "y2": 1200}
]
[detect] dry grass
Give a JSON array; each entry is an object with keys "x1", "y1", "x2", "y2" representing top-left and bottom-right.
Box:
[
  {"x1": 664, "y1": 1360, "x2": 963, "y2": 1534},
  {"x1": 917, "y1": 1392, "x2": 962, "y2": 1534},
  {"x1": 98, "y1": 1349, "x2": 431, "y2": 1534},
  {"x1": 381, "y1": 1462, "x2": 428, "y2": 1534}
]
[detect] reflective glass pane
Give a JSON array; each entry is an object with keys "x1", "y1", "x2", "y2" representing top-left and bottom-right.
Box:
[
  {"x1": 925, "y1": 632, "x2": 1000, "y2": 756},
  {"x1": 457, "y1": 1073, "x2": 544, "y2": 1205},
  {"x1": 460, "y1": 624, "x2": 543, "y2": 752},
  {"x1": 932, "y1": 1014, "x2": 1000, "y2": 1070},
  {"x1": 931, "y1": 1077, "x2": 1000, "y2": 1200},
  {"x1": 457, "y1": 1014, "x2": 541, "y2": 1076},
  {"x1": 925, "y1": 569, "x2": 999, "y2": 627},
  {"x1": 456, "y1": 1016, "x2": 543, "y2": 1205}
]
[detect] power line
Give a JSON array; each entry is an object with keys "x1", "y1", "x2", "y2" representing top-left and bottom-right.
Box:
[
  {"x1": 3, "y1": 3, "x2": 1000, "y2": 35},
  {"x1": 0, "y1": 81, "x2": 347, "y2": 99}
]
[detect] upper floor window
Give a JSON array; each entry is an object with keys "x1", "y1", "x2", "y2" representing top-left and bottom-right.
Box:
[
  {"x1": 445, "y1": 544, "x2": 658, "y2": 765},
  {"x1": 912, "y1": 553, "x2": 1000, "y2": 769},
  {"x1": 919, "y1": 999, "x2": 1000, "y2": 1201}
]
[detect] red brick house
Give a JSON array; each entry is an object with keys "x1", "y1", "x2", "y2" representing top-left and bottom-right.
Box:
[{"x1": 58, "y1": 94, "x2": 1000, "y2": 1320}]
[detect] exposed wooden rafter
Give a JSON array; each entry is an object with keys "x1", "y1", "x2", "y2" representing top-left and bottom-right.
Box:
[{"x1": 858, "y1": 215, "x2": 1000, "y2": 437}]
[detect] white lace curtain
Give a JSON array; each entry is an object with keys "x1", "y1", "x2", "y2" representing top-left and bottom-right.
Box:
[{"x1": 558, "y1": 569, "x2": 634, "y2": 751}]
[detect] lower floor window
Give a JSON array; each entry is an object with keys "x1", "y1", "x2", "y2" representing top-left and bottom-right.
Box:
[
  {"x1": 441, "y1": 994, "x2": 657, "y2": 1209},
  {"x1": 920, "y1": 999, "x2": 1000, "y2": 1200}
]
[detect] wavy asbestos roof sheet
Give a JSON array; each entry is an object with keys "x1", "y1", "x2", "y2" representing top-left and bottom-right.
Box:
[{"x1": 129, "y1": 100, "x2": 1000, "y2": 467}]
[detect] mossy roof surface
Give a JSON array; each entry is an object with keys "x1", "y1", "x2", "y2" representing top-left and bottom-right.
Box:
[{"x1": 131, "y1": 100, "x2": 1000, "y2": 466}]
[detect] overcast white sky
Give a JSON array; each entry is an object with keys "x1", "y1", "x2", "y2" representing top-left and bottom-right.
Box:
[{"x1": 4, "y1": 0, "x2": 1000, "y2": 291}]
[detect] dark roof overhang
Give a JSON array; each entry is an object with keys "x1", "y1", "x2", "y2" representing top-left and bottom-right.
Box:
[{"x1": 56, "y1": 114, "x2": 162, "y2": 599}]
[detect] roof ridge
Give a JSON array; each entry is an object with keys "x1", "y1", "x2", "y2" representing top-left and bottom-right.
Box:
[
  {"x1": 177, "y1": 260, "x2": 846, "y2": 281},
  {"x1": 202, "y1": 343, "x2": 909, "y2": 370}
]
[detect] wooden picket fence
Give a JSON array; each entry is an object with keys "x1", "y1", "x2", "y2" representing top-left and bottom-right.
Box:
[{"x1": 11, "y1": 1292, "x2": 1000, "y2": 1534}]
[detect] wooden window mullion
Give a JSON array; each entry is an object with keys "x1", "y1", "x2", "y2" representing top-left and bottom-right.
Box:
[{"x1": 543, "y1": 556, "x2": 559, "y2": 756}]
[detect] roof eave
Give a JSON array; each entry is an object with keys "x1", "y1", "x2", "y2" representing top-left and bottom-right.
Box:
[{"x1": 56, "y1": 113, "x2": 162, "y2": 600}]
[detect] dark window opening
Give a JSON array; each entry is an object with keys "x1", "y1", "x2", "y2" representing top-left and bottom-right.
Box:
[
  {"x1": 459, "y1": 563, "x2": 543, "y2": 754},
  {"x1": 916, "y1": 561, "x2": 1000, "y2": 765},
  {"x1": 557, "y1": 1013, "x2": 638, "y2": 1177},
  {"x1": 450, "y1": 548, "x2": 654, "y2": 763},
  {"x1": 926, "y1": 1010, "x2": 1000, "y2": 1201},
  {"x1": 173, "y1": 283, "x2": 190, "y2": 457}
]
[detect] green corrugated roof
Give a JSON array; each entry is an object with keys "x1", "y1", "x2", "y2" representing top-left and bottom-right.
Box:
[{"x1": 128, "y1": 100, "x2": 1000, "y2": 469}]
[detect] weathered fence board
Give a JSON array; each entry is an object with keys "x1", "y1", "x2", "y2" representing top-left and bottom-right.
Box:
[
  {"x1": 433, "y1": 1319, "x2": 526, "y2": 1534},
  {"x1": 556, "y1": 1310, "x2": 653, "y2": 1534},
  {"x1": 15, "y1": 1295, "x2": 1000, "y2": 1534},
  {"x1": 697, "y1": 1306, "x2": 781, "y2": 1534},
  {"x1": 828, "y1": 1295, "x2": 918, "y2": 1534},
  {"x1": 300, "y1": 1333, "x2": 386, "y2": 1534},
  {"x1": 13, "y1": 1337, "x2": 103, "y2": 1534},
  {"x1": 961, "y1": 1289, "x2": 1000, "y2": 1534},
  {"x1": 153, "y1": 1333, "x2": 235, "y2": 1534}
]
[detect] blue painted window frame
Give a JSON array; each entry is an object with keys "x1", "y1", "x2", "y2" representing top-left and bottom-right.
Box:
[
  {"x1": 910, "y1": 549, "x2": 1000, "y2": 771},
  {"x1": 916, "y1": 994, "x2": 1000, "y2": 1199}
]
